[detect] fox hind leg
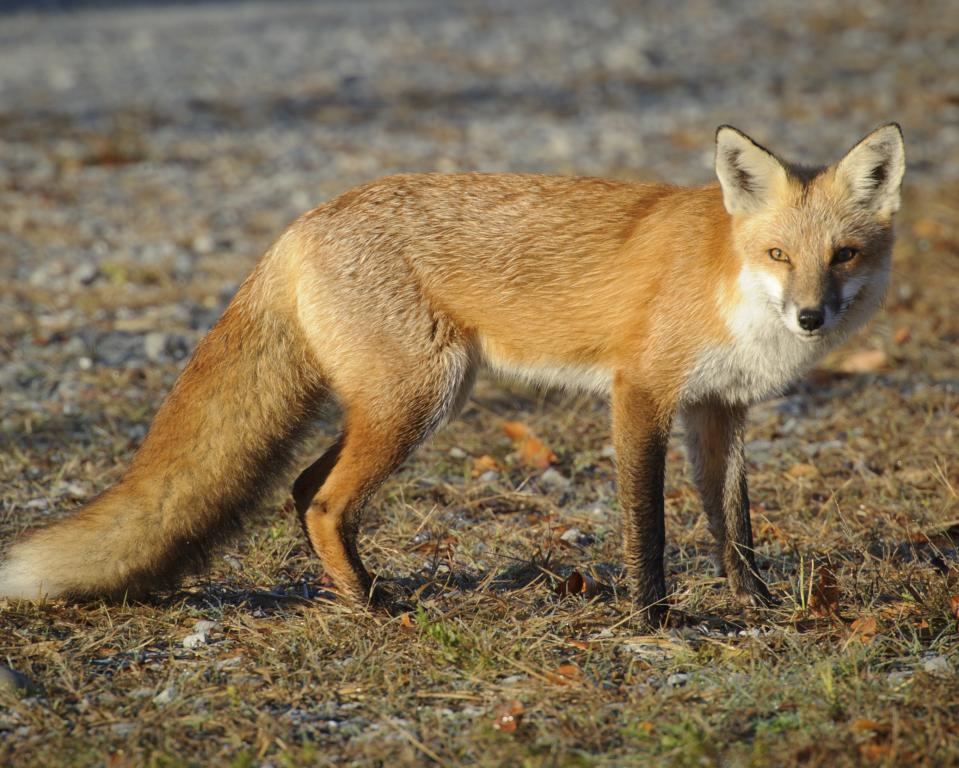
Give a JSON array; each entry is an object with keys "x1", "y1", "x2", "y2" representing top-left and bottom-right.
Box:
[
  {"x1": 295, "y1": 340, "x2": 475, "y2": 606},
  {"x1": 300, "y1": 412, "x2": 423, "y2": 602}
]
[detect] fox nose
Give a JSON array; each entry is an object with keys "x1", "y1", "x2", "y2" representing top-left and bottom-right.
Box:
[{"x1": 797, "y1": 307, "x2": 825, "y2": 331}]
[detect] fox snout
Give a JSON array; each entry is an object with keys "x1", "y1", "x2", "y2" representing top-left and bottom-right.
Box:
[
  {"x1": 780, "y1": 289, "x2": 838, "y2": 338},
  {"x1": 796, "y1": 306, "x2": 825, "y2": 332},
  {"x1": 785, "y1": 294, "x2": 837, "y2": 337}
]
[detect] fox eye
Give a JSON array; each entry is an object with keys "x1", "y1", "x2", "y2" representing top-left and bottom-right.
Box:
[
  {"x1": 768, "y1": 248, "x2": 789, "y2": 263},
  {"x1": 832, "y1": 246, "x2": 858, "y2": 265}
]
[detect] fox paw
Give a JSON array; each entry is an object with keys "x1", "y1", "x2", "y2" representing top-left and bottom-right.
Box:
[
  {"x1": 368, "y1": 581, "x2": 415, "y2": 616},
  {"x1": 647, "y1": 605, "x2": 699, "y2": 629},
  {"x1": 730, "y1": 574, "x2": 779, "y2": 609}
]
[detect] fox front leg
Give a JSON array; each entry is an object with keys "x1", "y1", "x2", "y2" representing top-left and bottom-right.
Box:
[
  {"x1": 611, "y1": 377, "x2": 672, "y2": 625},
  {"x1": 682, "y1": 401, "x2": 774, "y2": 608}
]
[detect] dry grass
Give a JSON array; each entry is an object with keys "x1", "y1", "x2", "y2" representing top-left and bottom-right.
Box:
[{"x1": 1, "y1": 179, "x2": 958, "y2": 767}]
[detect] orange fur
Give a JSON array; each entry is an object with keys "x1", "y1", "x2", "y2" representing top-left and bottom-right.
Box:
[{"x1": 0, "y1": 126, "x2": 904, "y2": 622}]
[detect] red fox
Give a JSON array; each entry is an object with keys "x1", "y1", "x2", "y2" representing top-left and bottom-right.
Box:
[{"x1": 0, "y1": 125, "x2": 904, "y2": 624}]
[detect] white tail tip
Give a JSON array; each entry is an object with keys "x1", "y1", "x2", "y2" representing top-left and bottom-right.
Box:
[{"x1": 0, "y1": 550, "x2": 65, "y2": 601}]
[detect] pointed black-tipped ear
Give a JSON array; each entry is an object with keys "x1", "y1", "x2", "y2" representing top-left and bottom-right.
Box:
[
  {"x1": 715, "y1": 126, "x2": 789, "y2": 215},
  {"x1": 834, "y1": 123, "x2": 905, "y2": 218}
]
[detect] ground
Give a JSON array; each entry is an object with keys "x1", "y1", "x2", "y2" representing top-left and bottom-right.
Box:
[{"x1": 1, "y1": 1, "x2": 958, "y2": 766}]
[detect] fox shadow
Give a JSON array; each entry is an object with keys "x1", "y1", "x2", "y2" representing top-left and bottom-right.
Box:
[{"x1": 166, "y1": 552, "x2": 760, "y2": 635}]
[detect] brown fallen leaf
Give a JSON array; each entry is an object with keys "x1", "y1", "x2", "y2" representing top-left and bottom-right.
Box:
[
  {"x1": 849, "y1": 615, "x2": 879, "y2": 643},
  {"x1": 502, "y1": 421, "x2": 557, "y2": 469},
  {"x1": 838, "y1": 349, "x2": 887, "y2": 374},
  {"x1": 555, "y1": 571, "x2": 607, "y2": 599},
  {"x1": 859, "y1": 743, "x2": 890, "y2": 762},
  {"x1": 545, "y1": 663, "x2": 582, "y2": 685},
  {"x1": 525, "y1": 510, "x2": 554, "y2": 525},
  {"x1": 897, "y1": 468, "x2": 929, "y2": 485},
  {"x1": 491, "y1": 700, "x2": 524, "y2": 733},
  {"x1": 912, "y1": 216, "x2": 942, "y2": 239},
  {"x1": 806, "y1": 367, "x2": 841, "y2": 387},
  {"x1": 877, "y1": 600, "x2": 921, "y2": 621},
  {"x1": 501, "y1": 421, "x2": 531, "y2": 442},
  {"x1": 852, "y1": 718, "x2": 890, "y2": 734},
  {"x1": 809, "y1": 566, "x2": 841, "y2": 617},
  {"x1": 755, "y1": 520, "x2": 787, "y2": 544},
  {"x1": 471, "y1": 454, "x2": 503, "y2": 477},
  {"x1": 566, "y1": 639, "x2": 590, "y2": 651},
  {"x1": 556, "y1": 570, "x2": 585, "y2": 597},
  {"x1": 787, "y1": 463, "x2": 817, "y2": 479},
  {"x1": 410, "y1": 536, "x2": 455, "y2": 557},
  {"x1": 892, "y1": 326, "x2": 911, "y2": 345},
  {"x1": 950, "y1": 595, "x2": 959, "y2": 620}
]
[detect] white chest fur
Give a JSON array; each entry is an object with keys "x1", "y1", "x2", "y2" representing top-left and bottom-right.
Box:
[
  {"x1": 681, "y1": 268, "x2": 830, "y2": 406},
  {"x1": 681, "y1": 317, "x2": 824, "y2": 406}
]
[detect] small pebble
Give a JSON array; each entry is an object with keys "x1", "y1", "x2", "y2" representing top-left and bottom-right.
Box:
[
  {"x1": 61, "y1": 482, "x2": 89, "y2": 500},
  {"x1": 622, "y1": 642, "x2": 672, "y2": 662},
  {"x1": 539, "y1": 468, "x2": 570, "y2": 490},
  {"x1": 70, "y1": 261, "x2": 99, "y2": 286},
  {"x1": 0, "y1": 665, "x2": 34, "y2": 695},
  {"x1": 182, "y1": 632, "x2": 207, "y2": 649},
  {"x1": 887, "y1": 669, "x2": 913, "y2": 686},
  {"x1": 153, "y1": 685, "x2": 177, "y2": 705},
  {"x1": 143, "y1": 331, "x2": 168, "y2": 363},
  {"x1": 192, "y1": 234, "x2": 216, "y2": 254},
  {"x1": 921, "y1": 655, "x2": 952, "y2": 677}
]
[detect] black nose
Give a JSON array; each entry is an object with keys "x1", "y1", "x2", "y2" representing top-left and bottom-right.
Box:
[{"x1": 797, "y1": 307, "x2": 825, "y2": 331}]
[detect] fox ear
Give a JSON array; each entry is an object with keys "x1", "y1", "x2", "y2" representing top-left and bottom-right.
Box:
[
  {"x1": 833, "y1": 124, "x2": 905, "y2": 218},
  {"x1": 715, "y1": 126, "x2": 789, "y2": 215}
]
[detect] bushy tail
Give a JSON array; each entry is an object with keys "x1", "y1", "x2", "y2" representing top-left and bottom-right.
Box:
[{"x1": 0, "y1": 257, "x2": 327, "y2": 600}]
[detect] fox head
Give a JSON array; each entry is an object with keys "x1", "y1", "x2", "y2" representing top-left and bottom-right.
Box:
[{"x1": 715, "y1": 124, "x2": 905, "y2": 341}]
